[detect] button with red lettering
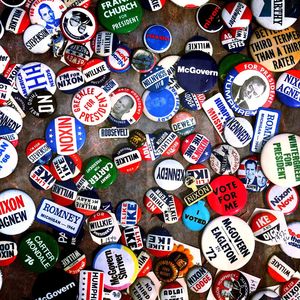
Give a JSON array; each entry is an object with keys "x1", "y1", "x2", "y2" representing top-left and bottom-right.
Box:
[
  {"x1": 82, "y1": 58, "x2": 110, "y2": 85},
  {"x1": 26, "y1": 139, "x2": 52, "y2": 165},
  {"x1": 0, "y1": 237, "x2": 17, "y2": 267},
  {"x1": 60, "y1": 248, "x2": 86, "y2": 275},
  {"x1": 61, "y1": 7, "x2": 97, "y2": 43},
  {"x1": 0, "y1": 138, "x2": 18, "y2": 179},
  {"x1": 180, "y1": 92, "x2": 206, "y2": 111},
  {"x1": 106, "y1": 45, "x2": 131, "y2": 73},
  {"x1": 181, "y1": 133, "x2": 212, "y2": 164},
  {"x1": 196, "y1": 3, "x2": 223, "y2": 33},
  {"x1": 143, "y1": 187, "x2": 169, "y2": 214},
  {"x1": 2, "y1": 7, "x2": 30, "y2": 34},
  {"x1": 186, "y1": 164, "x2": 210, "y2": 186},
  {"x1": 64, "y1": 42, "x2": 92, "y2": 67},
  {"x1": 56, "y1": 67, "x2": 85, "y2": 94},
  {"x1": 144, "y1": 25, "x2": 172, "y2": 54},
  {"x1": 157, "y1": 195, "x2": 183, "y2": 224},
  {"x1": 153, "y1": 258, "x2": 179, "y2": 283},
  {"x1": 186, "y1": 266, "x2": 212, "y2": 293},
  {"x1": 29, "y1": 165, "x2": 56, "y2": 190},
  {"x1": 91, "y1": 31, "x2": 120, "y2": 57},
  {"x1": 154, "y1": 159, "x2": 185, "y2": 191},
  {"x1": 210, "y1": 144, "x2": 240, "y2": 175},
  {"x1": 113, "y1": 146, "x2": 142, "y2": 174},
  {"x1": 115, "y1": 200, "x2": 142, "y2": 227},
  {"x1": 141, "y1": 0, "x2": 166, "y2": 11},
  {"x1": 130, "y1": 276, "x2": 157, "y2": 300},
  {"x1": 213, "y1": 270, "x2": 250, "y2": 300},
  {"x1": 121, "y1": 225, "x2": 145, "y2": 252},
  {"x1": 201, "y1": 216, "x2": 255, "y2": 271},
  {"x1": 267, "y1": 254, "x2": 295, "y2": 282},
  {"x1": 160, "y1": 282, "x2": 185, "y2": 300},
  {"x1": 280, "y1": 222, "x2": 300, "y2": 258},
  {"x1": 171, "y1": 112, "x2": 196, "y2": 137},
  {"x1": 51, "y1": 179, "x2": 78, "y2": 206},
  {"x1": 75, "y1": 189, "x2": 101, "y2": 216},
  {"x1": 249, "y1": 289, "x2": 280, "y2": 300},
  {"x1": 50, "y1": 155, "x2": 77, "y2": 181},
  {"x1": 280, "y1": 278, "x2": 300, "y2": 299},
  {"x1": 266, "y1": 185, "x2": 299, "y2": 215},
  {"x1": 207, "y1": 175, "x2": 247, "y2": 216},
  {"x1": 137, "y1": 250, "x2": 152, "y2": 278},
  {"x1": 146, "y1": 227, "x2": 174, "y2": 257}
]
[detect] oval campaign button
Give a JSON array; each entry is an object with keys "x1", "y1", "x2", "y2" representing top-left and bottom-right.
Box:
[
  {"x1": 267, "y1": 254, "x2": 295, "y2": 282},
  {"x1": 186, "y1": 266, "x2": 212, "y2": 293}
]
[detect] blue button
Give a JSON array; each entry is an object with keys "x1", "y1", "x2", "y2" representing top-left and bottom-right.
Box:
[
  {"x1": 140, "y1": 66, "x2": 169, "y2": 92},
  {"x1": 144, "y1": 25, "x2": 172, "y2": 53}
]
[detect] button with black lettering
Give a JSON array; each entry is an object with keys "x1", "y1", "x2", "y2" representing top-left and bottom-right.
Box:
[
  {"x1": 170, "y1": 0, "x2": 209, "y2": 8},
  {"x1": 74, "y1": 189, "x2": 101, "y2": 216},
  {"x1": 186, "y1": 164, "x2": 210, "y2": 186},
  {"x1": 93, "y1": 243, "x2": 138, "y2": 290},
  {"x1": 50, "y1": 155, "x2": 76, "y2": 181},
  {"x1": 3, "y1": 64, "x2": 23, "y2": 93},
  {"x1": 251, "y1": 0, "x2": 300, "y2": 30},
  {"x1": 121, "y1": 225, "x2": 145, "y2": 252},
  {"x1": 280, "y1": 278, "x2": 300, "y2": 299},
  {"x1": 61, "y1": 7, "x2": 96, "y2": 43},
  {"x1": 186, "y1": 266, "x2": 212, "y2": 293},
  {"x1": 84, "y1": 156, "x2": 118, "y2": 189},
  {"x1": 180, "y1": 92, "x2": 206, "y2": 111},
  {"x1": 223, "y1": 62, "x2": 276, "y2": 116},
  {"x1": 0, "y1": 236, "x2": 18, "y2": 266},
  {"x1": 176, "y1": 52, "x2": 218, "y2": 93},
  {"x1": 32, "y1": 269, "x2": 78, "y2": 299},
  {"x1": 54, "y1": 228, "x2": 84, "y2": 248},
  {"x1": 220, "y1": 28, "x2": 247, "y2": 53},
  {"x1": 201, "y1": 216, "x2": 255, "y2": 271},
  {"x1": 181, "y1": 133, "x2": 211, "y2": 164},
  {"x1": 29, "y1": 164, "x2": 55, "y2": 190},
  {"x1": 115, "y1": 200, "x2": 142, "y2": 227},
  {"x1": 146, "y1": 227, "x2": 174, "y2": 257},
  {"x1": 185, "y1": 35, "x2": 213, "y2": 56},
  {"x1": 2, "y1": 7, "x2": 30, "y2": 34},
  {"x1": 0, "y1": 138, "x2": 18, "y2": 179},
  {"x1": 56, "y1": 66, "x2": 85, "y2": 94},
  {"x1": 128, "y1": 129, "x2": 146, "y2": 148},
  {"x1": 130, "y1": 277, "x2": 157, "y2": 300},
  {"x1": 0, "y1": 126, "x2": 18, "y2": 148},
  {"x1": 26, "y1": 139, "x2": 52, "y2": 165},
  {"x1": 137, "y1": 250, "x2": 152, "y2": 278},
  {"x1": 249, "y1": 27, "x2": 300, "y2": 72},
  {"x1": 143, "y1": 187, "x2": 169, "y2": 214},
  {"x1": 140, "y1": 65, "x2": 169, "y2": 92},
  {"x1": 249, "y1": 289, "x2": 280, "y2": 300},
  {"x1": 106, "y1": 44, "x2": 131, "y2": 73},
  {"x1": 160, "y1": 281, "x2": 185, "y2": 300},
  {"x1": 267, "y1": 253, "x2": 295, "y2": 282},
  {"x1": 83, "y1": 58, "x2": 110, "y2": 85},
  {"x1": 19, "y1": 231, "x2": 59, "y2": 272},
  {"x1": 171, "y1": 111, "x2": 196, "y2": 136},
  {"x1": 213, "y1": 270, "x2": 250, "y2": 300},
  {"x1": 60, "y1": 248, "x2": 86, "y2": 274},
  {"x1": 51, "y1": 179, "x2": 78, "y2": 206},
  {"x1": 141, "y1": 0, "x2": 166, "y2": 11},
  {"x1": 183, "y1": 201, "x2": 210, "y2": 231},
  {"x1": 144, "y1": 25, "x2": 172, "y2": 54},
  {"x1": 153, "y1": 258, "x2": 179, "y2": 283},
  {"x1": 157, "y1": 194, "x2": 183, "y2": 224},
  {"x1": 91, "y1": 31, "x2": 120, "y2": 57},
  {"x1": 131, "y1": 48, "x2": 157, "y2": 73},
  {"x1": 0, "y1": 76, "x2": 13, "y2": 106},
  {"x1": 64, "y1": 42, "x2": 92, "y2": 68},
  {"x1": 196, "y1": 3, "x2": 223, "y2": 33},
  {"x1": 154, "y1": 130, "x2": 180, "y2": 157},
  {"x1": 27, "y1": 90, "x2": 56, "y2": 118},
  {"x1": 113, "y1": 146, "x2": 142, "y2": 174},
  {"x1": 261, "y1": 133, "x2": 300, "y2": 187},
  {"x1": 280, "y1": 222, "x2": 300, "y2": 258}
]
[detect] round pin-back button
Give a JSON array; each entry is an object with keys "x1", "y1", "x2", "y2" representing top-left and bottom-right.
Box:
[
  {"x1": 73, "y1": 173, "x2": 94, "y2": 192},
  {"x1": 280, "y1": 222, "x2": 300, "y2": 259},
  {"x1": 130, "y1": 277, "x2": 157, "y2": 300},
  {"x1": 142, "y1": 86, "x2": 180, "y2": 122},
  {"x1": 3, "y1": 63, "x2": 23, "y2": 93},
  {"x1": 186, "y1": 164, "x2": 210, "y2": 186},
  {"x1": 0, "y1": 138, "x2": 18, "y2": 179},
  {"x1": 29, "y1": 164, "x2": 56, "y2": 190},
  {"x1": 143, "y1": 187, "x2": 170, "y2": 214},
  {"x1": 170, "y1": 0, "x2": 208, "y2": 9},
  {"x1": 64, "y1": 42, "x2": 92, "y2": 68},
  {"x1": 157, "y1": 194, "x2": 183, "y2": 224},
  {"x1": 210, "y1": 144, "x2": 240, "y2": 175},
  {"x1": 213, "y1": 270, "x2": 250, "y2": 300},
  {"x1": 185, "y1": 35, "x2": 213, "y2": 56},
  {"x1": 201, "y1": 216, "x2": 255, "y2": 271},
  {"x1": 121, "y1": 225, "x2": 145, "y2": 252},
  {"x1": 251, "y1": 0, "x2": 300, "y2": 30},
  {"x1": 19, "y1": 231, "x2": 59, "y2": 272},
  {"x1": 249, "y1": 290, "x2": 280, "y2": 300},
  {"x1": 280, "y1": 278, "x2": 300, "y2": 299},
  {"x1": 51, "y1": 179, "x2": 78, "y2": 206},
  {"x1": 74, "y1": 189, "x2": 101, "y2": 216},
  {"x1": 128, "y1": 130, "x2": 146, "y2": 149},
  {"x1": 50, "y1": 155, "x2": 76, "y2": 181},
  {"x1": 223, "y1": 61, "x2": 276, "y2": 116},
  {"x1": 182, "y1": 201, "x2": 210, "y2": 231},
  {"x1": 26, "y1": 139, "x2": 52, "y2": 164},
  {"x1": 60, "y1": 248, "x2": 86, "y2": 275},
  {"x1": 141, "y1": 0, "x2": 166, "y2": 11},
  {"x1": 0, "y1": 76, "x2": 12, "y2": 105},
  {"x1": 196, "y1": 3, "x2": 223, "y2": 33},
  {"x1": 16, "y1": 62, "x2": 56, "y2": 98},
  {"x1": 72, "y1": 85, "x2": 111, "y2": 126},
  {"x1": 140, "y1": 65, "x2": 169, "y2": 92},
  {"x1": 91, "y1": 31, "x2": 120, "y2": 57},
  {"x1": 82, "y1": 58, "x2": 110, "y2": 85},
  {"x1": 56, "y1": 67, "x2": 85, "y2": 94},
  {"x1": 106, "y1": 44, "x2": 131, "y2": 73},
  {"x1": 144, "y1": 25, "x2": 172, "y2": 54},
  {"x1": 61, "y1": 7, "x2": 97, "y2": 43},
  {"x1": 176, "y1": 52, "x2": 218, "y2": 94},
  {"x1": 137, "y1": 250, "x2": 152, "y2": 278},
  {"x1": 261, "y1": 133, "x2": 300, "y2": 187},
  {"x1": 154, "y1": 130, "x2": 180, "y2": 158},
  {"x1": 113, "y1": 146, "x2": 142, "y2": 174},
  {"x1": 97, "y1": 0, "x2": 143, "y2": 34},
  {"x1": 0, "y1": 237, "x2": 18, "y2": 266},
  {"x1": 181, "y1": 133, "x2": 212, "y2": 164},
  {"x1": 0, "y1": 126, "x2": 18, "y2": 147},
  {"x1": 171, "y1": 111, "x2": 196, "y2": 136},
  {"x1": 186, "y1": 266, "x2": 212, "y2": 293},
  {"x1": 266, "y1": 185, "x2": 299, "y2": 215},
  {"x1": 131, "y1": 48, "x2": 157, "y2": 73},
  {"x1": 153, "y1": 258, "x2": 179, "y2": 283},
  {"x1": 168, "y1": 250, "x2": 190, "y2": 277},
  {"x1": 115, "y1": 200, "x2": 142, "y2": 227},
  {"x1": 2, "y1": 7, "x2": 30, "y2": 34},
  {"x1": 93, "y1": 243, "x2": 138, "y2": 290},
  {"x1": 0, "y1": 106, "x2": 22, "y2": 134},
  {"x1": 160, "y1": 282, "x2": 185, "y2": 300},
  {"x1": 108, "y1": 88, "x2": 143, "y2": 127},
  {"x1": 84, "y1": 156, "x2": 118, "y2": 189},
  {"x1": 249, "y1": 27, "x2": 300, "y2": 72},
  {"x1": 220, "y1": 28, "x2": 247, "y2": 53},
  {"x1": 180, "y1": 92, "x2": 206, "y2": 111},
  {"x1": 154, "y1": 159, "x2": 185, "y2": 191},
  {"x1": 276, "y1": 70, "x2": 300, "y2": 107}
]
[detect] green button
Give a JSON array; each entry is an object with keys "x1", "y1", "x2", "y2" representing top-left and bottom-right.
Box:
[
  {"x1": 84, "y1": 156, "x2": 118, "y2": 189},
  {"x1": 97, "y1": 0, "x2": 143, "y2": 34},
  {"x1": 19, "y1": 231, "x2": 60, "y2": 273}
]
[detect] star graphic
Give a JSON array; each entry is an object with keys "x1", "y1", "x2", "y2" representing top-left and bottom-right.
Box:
[{"x1": 49, "y1": 134, "x2": 53, "y2": 138}]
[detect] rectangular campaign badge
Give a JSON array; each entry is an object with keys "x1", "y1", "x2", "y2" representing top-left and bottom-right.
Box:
[
  {"x1": 202, "y1": 93, "x2": 234, "y2": 142},
  {"x1": 99, "y1": 127, "x2": 129, "y2": 139},
  {"x1": 251, "y1": 107, "x2": 281, "y2": 153},
  {"x1": 79, "y1": 270, "x2": 104, "y2": 300},
  {"x1": 36, "y1": 198, "x2": 84, "y2": 237}
]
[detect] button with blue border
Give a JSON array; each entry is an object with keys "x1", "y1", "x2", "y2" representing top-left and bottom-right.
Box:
[
  {"x1": 140, "y1": 65, "x2": 169, "y2": 92},
  {"x1": 144, "y1": 25, "x2": 172, "y2": 54}
]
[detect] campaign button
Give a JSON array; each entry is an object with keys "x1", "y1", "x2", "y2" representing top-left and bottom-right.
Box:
[
  {"x1": 144, "y1": 25, "x2": 172, "y2": 53},
  {"x1": 115, "y1": 200, "x2": 142, "y2": 227},
  {"x1": 0, "y1": 138, "x2": 18, "y2": 179},
  {"x1": 55, "y1": 228, "x2": 83, "y2": 248},
  {"x1": 186, "y1": 164, "x2": 210, "y2": 186},
  {"x1": 137, "y1": 250, "x2": 152, "y2": 277},
  {"x1": 0, "y1": 237, "x2": 17, "y2": 266},
  {"x1": 146, "y1": 227, "x2": 174, "y2": 257},
  {"x1": 72, "y1": 85, "x2": 111, "y2": 126},
  {"x1": 16, "y1": 62, "x2": 56, "y2": 98},
  {"x1": 84, "y1": 156, "x2": 118, "y2": 189},
  {"x1": 79, "y1": 270, "x2": 104, "y2": 300},
  {"x1": 91, "y1": 30, "x2": 120, "y2": 57},
  {"x1": 73, "y1": 173, "x2": 94, "y2": 192},
  {"x1": 224, "y1": 117, "x2": 253, "y2": 148},
  {"x1": 249, "y1": 290, "x2": 280, "y2": 300},
  {"x1": 3, "y1": 63, "x2": 23, "y2": 93},
  {"x1": 26, "y1": 139, "x2": 52, "y2": 164},
  {"x1": 97, "y1": 0, "x2": 143, "y2": 34},
  {"x1": 140, "y1": 65, "x2": 169, "y2": 92},
  {"x1": 99, "y1": 127, "x2": 129, "y2": 139},
  {"x1": 46, "y1": 115, "x2": 86, "y2": 155},
  {"x1": 143, "y1": 187, "x2": 169, "y2": 214},
  {"x1": 29, "y1": 164, "x2": 55, "y2": 190},
  {"x1": 267, "y1": 254, "x2": 295, "y2": 282},
  {"x1": 158, "y1": 194, "x2": 183, "y2": 224},
  {"x1": 64, "y1": 42, "x2": 92, "y2": 67},
  {"x1": 276, "y1": 70, "x2": 300, "y2": 107},
  {"x1": 51, "y1": 179, "x2": 78, "y2": 206},
  {"x1": 131, "y1": 48, "x2": 157, "y2": 73},
  {"x1": 154, "y1": 159, "x2": 185, "y2": 191},
  {"x1": 0, "y1": 126, "x2": 18, "y2": 147},
  {"x1": 180, "y1": 91, "x2": 206, "y2": 111},
  {"x1": 130, "y1": 277, "x2": 157, "y2": 300},
  {"x1": 82, "y1": 58, "x2": 110, "y2": 85},
  {"x1": 251, "y1": 0, "x2": 300, "y2": 30},
  {"x1": 266, "y1": 185, "x2": 299, "y2": 215},
  {"x1": 185, "y1": 35, "x2": 213, "y2": 56},
  {"x1": 182, "y1": 201, "x2": 210, "y2": 232},
  {"x1": 3, "y1": 7, "x2": 30, "y2": 34},
  {"x1": 128, "y1": 129, "x2": 146, "y2": 148},
  {"x1": 160, "y1": 281, "x2": 185, "y2": 300},
  {"x1": 106, "y1": 44, "x2": 131, "y2": 73},
  {"x1": 108, "y1": 88, "x2": 143, "y2": 127},
  {"x1": 201, "y1": 216, "x2": 255, "y2": 271},
  {"x1": 171, "y1": 111, "x2": 196, "y2": 137},
  {"x1": 93, "y1": 243, "x2": 138, "y2": 290},
  {"x1": 0, "y1": 76, "x2": 13, "y2": 106},
  {"x1": 196, "y1": 3, "x2": 223, "y2": 33},
  {"x1": 280, "y1": 222, "x2": 300, "y2": 259},
  {"x1": 0, "y1": 46, "x2": 10, "y2": 74},
  {"x1": 141, "y1": 0, "x2": 166, "y2": 11},
  {"x1": 27, "y1": 90, "x2": 56, "y2": 118},
  {"x1": 186, "y1": 266, "x2": 212, "y2": 293},
  {"x1": 230, "y1": 25, "x2": 252, "y2": 42},
  {"x1": 169, "y1": 0, "x2": 208, "y2": 9},
  {"x1": 260, "y1": 133, "x2": 300, "y2": 187},
  {"x1": 19, "y1": 231, "x2": 59, "y2": 273},
  {"x1": 154, "y1": 130, "x2": 180, "y2": 157},
  {"x1": 113, "y1": 147, "x2": 142, "y2": 174},
  {"x1": 56, "y1": 67, "x2": 85, "y2": 94},
  {"x1": 249, "y1": 27, "x2": 300, "y2": 72},
  {"x1": 213, "y1": 270, "x2": 250, "y2": 300},
  {"x1": 207, "y1": 175, "x2": 247, "y2": 215},
  {"x1": 121, "y1": 225, "x2": 145, "y2": 252},
  {"x1": 74, "y1": 189, "x2": 101, "y2": 216},
  {"x1": 60, "y1": 248, "x2": 86, "y2": 275},
  {"x1": 176, "y1": 52, "x2": 218, "y2": 93},
  {"x1": 153, "y1": 258, "x2": 179, "y2": 283},
  {"x1": 220, "y1": 28, "x2": 246, "y2": 53},
  {"x1": 7, "y1": 93, "x2": 27, "y2": 118},
  {"x1": 281, "y1": 278, "x2": 300, "y2": 299},
  {"x1": 138, "y1": 133, "x2": 159, "y2": 161},
  {"x1": 142, "y1": 86, "x2": 180, "y2": 122},
  {"x1": 168, "y1": 250, "x2": 190, "y2": 276},
  {"x1": 181, "y1": 133, "x2": 211, "y2": 164},
  {"x1": 61, "y1": 7, "x2": 97, "y2": 43},
  {"x1": 50, "y1": 155, "x2": 77, "y2": 181}
]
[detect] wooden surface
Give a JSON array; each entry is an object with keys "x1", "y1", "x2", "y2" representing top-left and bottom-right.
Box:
[{"x1": 0, "y1": 0, "x2": 299, "y2": 299}]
